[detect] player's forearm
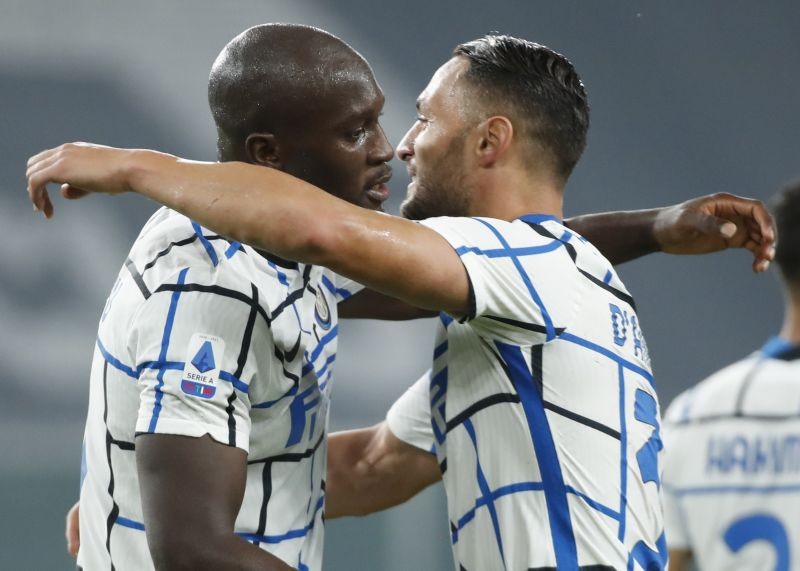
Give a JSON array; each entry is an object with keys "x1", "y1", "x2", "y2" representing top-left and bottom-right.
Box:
[
  {"x1": 326, "y1": 426, "x2": 441, "y2": 519},
  {"x1": 126, "y1": 151, "x2": 332, "y2": 262},
  {"x1": 565, "y1": 209, "x2": 661, "y2": 265}
]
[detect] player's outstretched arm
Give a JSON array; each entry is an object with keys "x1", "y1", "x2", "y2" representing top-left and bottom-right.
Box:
[
  {"x1": 27, "y1": 143, "x2": 473, "y2": 315},
  {"x1": 566, "y1": 193, "x2": 776, "y2": 272},
  {"x1": 137, "y1": 434, "x2": 296, "y2": 570},
  {"x1": 325, "y1": 423, "x2": 441, "y2": 518}
]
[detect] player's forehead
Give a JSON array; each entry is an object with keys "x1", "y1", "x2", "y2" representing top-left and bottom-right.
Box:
[
  {"x1": 326, "y1": 71, "x2": 385, "y2": 122},
  {"x1": 416, "y1": 56, "x2": 469, "y2": 114}
]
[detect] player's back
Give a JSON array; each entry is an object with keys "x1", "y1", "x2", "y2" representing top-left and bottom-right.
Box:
[
  {"x1": 663, "y1": 338, "x2": 800, "y2": 571},
  {"x1": 419, "y1": 215, "x2": 663, "y2": 571},
  {"x1": 79, "y1": 208, "x2": 339, "y2": 571}
]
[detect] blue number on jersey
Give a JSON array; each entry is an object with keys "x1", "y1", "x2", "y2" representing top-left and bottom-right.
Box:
[{"x1": 724, "y1": 514, "x2": 790, "y2": 571}]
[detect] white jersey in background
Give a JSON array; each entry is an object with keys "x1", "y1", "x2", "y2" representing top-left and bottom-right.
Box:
[
  {"x1": 663, "y1": 338, "x2": 800, "y2": 571},
  {"x1": 78, "y1": 208, "x2": 354, "y2": 571},
  {"x1": 389, "y1": 215, "x2": 664, "y2": 571}
]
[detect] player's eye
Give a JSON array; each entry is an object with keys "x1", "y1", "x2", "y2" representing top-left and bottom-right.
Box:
[{"x1": 349, "y1": 127, "x2": 366, "y2": 141}]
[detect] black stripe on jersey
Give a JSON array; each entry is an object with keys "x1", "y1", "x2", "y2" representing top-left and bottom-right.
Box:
[
  {"x1": 248, "y1": 432, "x2": 325, "y2": 465},
  {"x1": 102, "y1": 361, "x2": 119, "y2": 571},
  {"x1": 524, "y1": 221, "x2": 637, "y2": 311},
  {"x1": 531, "y1": 344, "x2": 544, "y2": 394},
  {"x1": 140, "y1": 234, "x2": 224, "y2": 275},
  {"x1": 489, "y1": 342, "x2": 621, "y2": 440},
  {"x1": 270, "y1": 286, "x2": 306, "y2": 321},
  {"x1": 262, "y1": 251, "x2": 299, "y2": 270},
  {"x1": 228, "y1": 284, "x2": 259, "y2": 446},
  {"x1": 485, "y1": 314, "x2": 566, "y2": 336},
  {"x1": 253, "y1": 462, "x2": 274, "y2": 547},
  {"x1": 110, "y1": 438, "x2": 135, "y2": 451},
  {"x1": 155, "y1": 283, "x2": 271, "y2": 326},
  {"x1": 733, "y1": 358, "x2": 764, "y2": 416},
  {"x1": 542, "y1": 401, "x2": 621, "y2": 440},
  {"x1": 440, "y1": 458, "x2": 447, "y2": 475},
  {"x1": 125, "y1": 257, "x2": 151, "y2": 300},
  {"x1": 776, "y1": 346, "x2": 800, "y2": 361},
  {"x1": 446, "y1": 393, "x2": 521, "y2": 433},
  {"x1": 578, "y1": 268, "x2": 637, "y2": 311}
]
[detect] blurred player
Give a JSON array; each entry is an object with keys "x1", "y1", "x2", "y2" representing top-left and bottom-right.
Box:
[
  {"x1": 28, "y1": 35, "x2": 776, "y2": 570},
  {"x1": 661, "y1": 181, "x2": 800, "y2": 571}
]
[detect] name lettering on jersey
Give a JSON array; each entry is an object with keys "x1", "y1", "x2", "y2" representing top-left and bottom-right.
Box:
[
  {"x1": 181, "y1": 334, "x2": 225, "y2": 399},
  {"x1": 706, "y1": 433, "x2": 800, "y2": 475},
  {"x1": 314, "y1": 288, "x2": 332, "y2": 330},
  {"x1": 609, "y1": 303, "x2": 650, "y2": 365}
]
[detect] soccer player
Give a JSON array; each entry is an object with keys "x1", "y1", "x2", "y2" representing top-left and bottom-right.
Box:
[
  {"x1": 31, "y1": 36, "x2": 776, "y2": 570},
  {"x1": 661, "y1": 181, "x2": 800, "y2": 571}
]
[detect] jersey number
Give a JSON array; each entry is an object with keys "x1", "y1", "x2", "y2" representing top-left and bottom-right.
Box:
[{"x1": 724, "y1": 514, "x2": 790, "y2": 571}]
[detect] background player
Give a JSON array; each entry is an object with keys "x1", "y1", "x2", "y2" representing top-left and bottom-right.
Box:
[
  {"x1": 662, "y1": 180, "x2": 800, "y2": 571},
  {"x1": 28, "y1": 35, "x2": 777, "y2": 569}
]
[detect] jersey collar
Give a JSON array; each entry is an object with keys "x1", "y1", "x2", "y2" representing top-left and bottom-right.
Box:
[
  {"x1": 760, "y1": 336, "x2": 800, "y2": 361},
  {"x1": 518, "y1": 214, "x2": 563, "y2": 225}
]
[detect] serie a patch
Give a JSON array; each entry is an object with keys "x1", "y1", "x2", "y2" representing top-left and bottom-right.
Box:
[{"x1": 180, "y1": 333, "x2": 225, "y2": 399}]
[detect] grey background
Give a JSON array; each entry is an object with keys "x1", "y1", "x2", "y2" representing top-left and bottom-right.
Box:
[{"x1": 1, "y1": 0, "x2": 798, "y2": 568}]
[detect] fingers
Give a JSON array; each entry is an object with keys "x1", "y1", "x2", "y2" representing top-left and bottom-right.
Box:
[
  {"x1": 61, "y1": 184, "x2": 91, "y2": 200},
  {"x1": 26, "y1": 147, "x2": 65, "y2": 217}
]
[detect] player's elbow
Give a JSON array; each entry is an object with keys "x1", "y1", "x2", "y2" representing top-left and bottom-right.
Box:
[{"x1": 147, "y1": 530, "x2": 221, "y2": 571}]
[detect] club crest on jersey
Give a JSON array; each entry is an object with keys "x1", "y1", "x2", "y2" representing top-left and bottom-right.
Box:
[
  {"x1": 181, "y1": 333, "x2": 225, "y2": 399},
  {"x1": 314, "y1": 288, "x2": 332, "y2": 330}
]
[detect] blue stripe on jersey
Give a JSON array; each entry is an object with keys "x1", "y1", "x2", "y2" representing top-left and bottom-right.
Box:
[
  {"x1": 80, "y1": 440, "x2": 88, "y2": 489},
  {"x1": 218, "y1": 370, "x2": 250, "y2": 393},
  {"x1": 463, "y1": 419, "x2": 507, "y2": 567},
  {"x1": 191, "y1": 222, "x2": 219, "y2": 267},
  {"x1": 454, "y1": 241, "x2": 562, "y2": 258},
  {"x1": 629, "y1": 531, "x2": 667, "y2": 571},
  {"x1": 603, "y1": 269, "x2": 613, "y2": 284},
  {"x1": 762, "y1": 336, "x2": 794, "y2": 358},
  {"x1": 495, "y1": 340, "x2": 579, "y2": 568},
  {"x1": 224, "y1": 241, "x2": 241, "y2": 259},
  {"x1": 433, "y1": 340, "x2": 449, "y2": 360},
  {"x1": 320, "y1": 274, "x2": 354, "y2": 301},
  {"x1": 239, "y1": 495, "x2": 324, "y2": 544},
  {"x1": 137, "y1": 360, "x2": 183, "y2": 375},
  {"x1": 302, "y1": 353, "x2": 336, "y2": 378},
  {"x1": 564, "y1": 485, "x2": 621, "y2": 521},
  {"x1": 148, "y1": 267, "x2": 189, "y2": 432},
  {"x1": 115, "y1": 516, "x2": 145, "y2": 531},
  {"x1": 452, "y1": 481, "x2": 546, "y2": 543},
  {"x1": 559, "y1": 332, "x2": 654, "y2": 385},
  {"x1": 111, "y1": 496, "x2": 325, "y2": 545},
  {"x1": 617, "y1": 365, "x2": 629, "y2": 542},
  {"x1": 96, "y1": 337, "x2": 138, "y2": 378},
  {"x1": 304, "y1": 325, "x2": 338, "y2": 366},
  {"x1": 266, "y1": 260, "x2": 290, "y2": 287},
  {"x1": 473, "y1": 218, "x2": 556, "y2": 341}
]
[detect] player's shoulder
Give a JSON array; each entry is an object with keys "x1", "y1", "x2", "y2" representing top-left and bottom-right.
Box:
[{"x1": 664, "y1": 353, "x2": 760, "y2": 424}]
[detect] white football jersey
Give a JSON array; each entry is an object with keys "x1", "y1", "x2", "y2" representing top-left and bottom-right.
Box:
[
  {"x1": 78, "y1": 208, "x2": 354, "y2": 571},
  {"x1": 663, "y1": 338, "x2": 800, "y2": 571},
  {"x1": 389, "y1": 215, "x2": 664, "y2": 571}
]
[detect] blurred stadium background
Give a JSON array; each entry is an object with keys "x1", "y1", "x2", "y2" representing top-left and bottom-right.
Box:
[{"x1": 1, "y1": 0, "x2": 798, "y2": 568}]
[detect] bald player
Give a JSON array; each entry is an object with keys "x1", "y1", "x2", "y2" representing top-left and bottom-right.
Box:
[{"x1": 30, "y1": 33, "x2": 776, "y2": 570}]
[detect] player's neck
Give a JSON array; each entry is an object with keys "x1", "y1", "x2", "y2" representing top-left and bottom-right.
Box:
[
  {"x1": 471, "y1": 166, "x2": 564, "y2": 221},
  {"x1": 779, "y1": 289, "x2": 800, "y2": 344}
]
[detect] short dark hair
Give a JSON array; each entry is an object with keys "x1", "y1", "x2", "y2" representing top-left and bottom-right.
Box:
[
  {"x1": 454, "y1": 34, "x2": 590, "y2": 181},
  {"x1": 772, "y1": 179, "x2": 800, "y2": 285}
]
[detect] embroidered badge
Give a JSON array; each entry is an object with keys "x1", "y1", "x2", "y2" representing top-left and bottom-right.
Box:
[
  {"x1": 314, "y1": 288, "x2": 332, "y2": 330},
  {"x1": 181, "y1": 333, "x2": 225, "y2": 399}
]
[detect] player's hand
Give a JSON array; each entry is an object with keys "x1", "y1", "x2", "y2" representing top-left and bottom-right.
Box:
[
  {"x1": 65, "y1": 500, "x2": 80, "y2": 559},
  {"x1": 26, "y1": 142, "x2": 134, "y2": 219},
  {"x1": 653, "y1": 193, "x2": 776, "y2": 272}
]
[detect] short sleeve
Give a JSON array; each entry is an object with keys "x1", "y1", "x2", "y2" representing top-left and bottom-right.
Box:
[
  {"x1": 386, "y1": 370, "x2": 436, "y2": 454},
  {"x1": 420, "y1": 216, "x2": 580, "y2": 343},
  {"x1": 130, "y1": 266, "x2": 268, "y2": 452},
  {"x1": 322, "y1": 270, "x2": 366, "y2": 304}
]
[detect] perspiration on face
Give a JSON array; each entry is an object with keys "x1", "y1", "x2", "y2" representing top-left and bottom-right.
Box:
[{"x1": 207, "y1": 23, "x2": 394, "y2": 210}]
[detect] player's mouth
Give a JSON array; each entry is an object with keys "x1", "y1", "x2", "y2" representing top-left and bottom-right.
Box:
[{"x1": 365, "y1": 170, "x2": 392, "y2": 205}]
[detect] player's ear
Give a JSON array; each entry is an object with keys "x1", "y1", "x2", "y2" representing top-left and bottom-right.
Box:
[
  {"x1": 245, "y1": 133, "x2": 283, "y2": 169},
  {"x1": 475, "y1": 116, "x2": 513, "y2": 167}
]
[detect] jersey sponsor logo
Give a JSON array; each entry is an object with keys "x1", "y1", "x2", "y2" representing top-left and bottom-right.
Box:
[
  {"x1": 181, "y1": 333, "x2": 225, "y2": 399},
  {"x1": 314, "y1": 288, "x2": 332, "y2": 330},
  {"x1": 706, "y1": 433, "x2": 800, "y2": 475}
]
